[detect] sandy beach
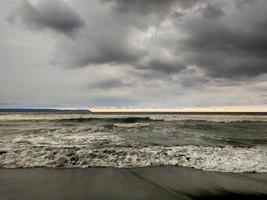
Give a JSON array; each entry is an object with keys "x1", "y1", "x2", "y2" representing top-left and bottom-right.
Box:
[{"x1": 1, "y1": 166, "x2": 267, "y2": 200}]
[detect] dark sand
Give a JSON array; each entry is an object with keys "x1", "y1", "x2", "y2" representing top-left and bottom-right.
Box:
[{"x1": 1, "y1": 167, "x2": 267, "y2": 200}]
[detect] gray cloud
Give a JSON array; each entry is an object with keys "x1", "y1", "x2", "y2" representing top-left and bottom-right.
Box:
[
  {"x1": 202, "y1": 4, "x2": 225, "y2": 19},
  {"x1": 90, "y1": 79, "x2": 132, "y2": 90},
  {"x1": 9, "y1": 0, "x2": 84, "y2": 36},
  {"x1": 10, "y1": 0, "x2": 267, "y2": 80},
  {"x1": 141, "y1": 59, "x2": 186, "y2": 74},
  {"x1": 2, "y1": 0, "x2": 267, "y2": 108},
  {"x1": 54, "y1": 0, "x2": 204, "y2": 70},
  {"x1": 177, "y1": 0, "x2": 267, "y2": 78},
  {"x1": 104, "y1": 0, "x2": 203, "y2": 14},
  {"x1": 103, "y1": 0, "x2": 176, "y2": 16},
  {"x1": 55, "y1": 0, "x2": 267, "y2": 81}
]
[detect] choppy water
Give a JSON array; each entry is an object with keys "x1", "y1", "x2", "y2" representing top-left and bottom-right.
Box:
[{"x1": 0, "y1": 113, "x2": 267, "y2": 172}]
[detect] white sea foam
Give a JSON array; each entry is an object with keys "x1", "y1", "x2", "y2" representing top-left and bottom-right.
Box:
[
  {"x1": 1, "y1": 113, "x2": 267, "y2": 172},
  {"x1": 1, "y1": 141, "x2": 267, "y2": 172},
  {"x1": 149, "y1": 115, "x2": 267, "y2": 122},
  {"x1": 114, "y1": 123, "x2": 150, "y2": 128}
]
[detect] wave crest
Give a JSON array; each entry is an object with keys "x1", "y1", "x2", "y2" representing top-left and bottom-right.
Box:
[{"x1": 1, "y1": 145, "x2": 267, "y2": 173}]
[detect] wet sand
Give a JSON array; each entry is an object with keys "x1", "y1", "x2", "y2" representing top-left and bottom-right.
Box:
[{"x1": 0, "y1": 166, "x2": 267, "y2": 200}]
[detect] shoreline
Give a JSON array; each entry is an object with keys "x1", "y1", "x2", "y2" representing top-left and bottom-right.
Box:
[
  {"x1": 0, "y1": 165, "x2": 266, "y2": 173},
  {"x1": 1, "y1": 166, "x2": 267, "y2": 200}
]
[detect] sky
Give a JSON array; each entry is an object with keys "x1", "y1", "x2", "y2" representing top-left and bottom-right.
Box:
[{"x1": 0, "y1": 0, "x2": 267, "y2": 109}]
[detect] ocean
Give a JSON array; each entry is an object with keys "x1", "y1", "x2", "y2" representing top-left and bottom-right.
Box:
[{"x1": 0, "y1": 112, "x2": 267, "y2": 172}]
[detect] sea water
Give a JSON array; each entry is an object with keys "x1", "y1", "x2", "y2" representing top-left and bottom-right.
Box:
[{"x1": 0, "y1": 113, "x2": 267, "y2": 172}]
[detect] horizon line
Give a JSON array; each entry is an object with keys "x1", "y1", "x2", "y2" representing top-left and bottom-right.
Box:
[{"x1": 1, "y1": 105, "x2": 267, "y2": 113}]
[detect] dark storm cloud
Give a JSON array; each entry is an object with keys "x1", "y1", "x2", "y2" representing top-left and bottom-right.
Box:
[
  {"x1": 90, "y1": 79, "x2": 132, "y2": 89},
  {"x1": 104, "y1": 0, "x2": 202, "y2": 14},
  {"x1": 12, "y1": 0, "x2": 267, "y2": 81},
  {"x1": 175, "y1": 66, "x2": 210, "y2": 87},
  {"x1": 110, "y1": 0, "x2": 267, "y2": 80},
  {"x1": 177, "y1": 0, "x2": 267, "y2": 78},
  {"x1": 103, "y1": 0, "x2": 176, "y2": 15},
  {"x1": 235, "y1": 0, "x2": 260, "y2": 8},
  {"x1": 53, "y1": 0, "x2": 267, "y2": 83},
  {"x1": 54, "y1": 0, "x2": 205, "y2": 73},
  {"x1": 7, "y1": 0, "x2": 267, "y2": 90},
  {"x1": 69, "y1": 43, "x2": 147, "y2": 67},
  {"x1": 9, "y1": 0, "x2": 84, "y2": 35},
  {"x1": 202, "y1": 4, "x2": 225, "y2": 19},
  {"x1": 143, "y1": 59, "x2": 186, "y2": 74}
]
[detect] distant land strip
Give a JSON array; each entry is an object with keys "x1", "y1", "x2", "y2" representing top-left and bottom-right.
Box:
[
  {"x1": 1, "y1": 108, "x2": 267, "y2": 115},
  {"x1": 0, "y1": 108, "x2": 90, "y2": 113}
]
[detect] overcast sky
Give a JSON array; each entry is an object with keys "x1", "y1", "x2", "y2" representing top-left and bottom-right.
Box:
[{"x1": 1, "y1": 0, "x2": 267, "y2": 108}]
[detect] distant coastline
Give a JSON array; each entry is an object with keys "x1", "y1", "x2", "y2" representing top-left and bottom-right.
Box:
[
  {"x1": 0, "y1": 108, "x2": 90, "y2": 113},
  {"x1": 1, "y1": 108, "x2": 267, "y2": 115}
]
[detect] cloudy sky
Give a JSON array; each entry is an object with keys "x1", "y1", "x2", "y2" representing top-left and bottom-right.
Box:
[{"x1": 1, "y1": 0, "x2": 267, "y2": 109}]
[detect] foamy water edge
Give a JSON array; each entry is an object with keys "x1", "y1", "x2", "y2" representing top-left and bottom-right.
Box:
[{"x1": 1, "y1": 145, "x2": 267, "y2": 173}]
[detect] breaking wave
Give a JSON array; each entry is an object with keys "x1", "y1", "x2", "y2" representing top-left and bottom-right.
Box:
[
  {"x1": 54, "y1": 117, "x2": 161, "y2": 124},
  {"x1": 1, "y1": 144, "x2": 267, "y2": 172},
  {"x1": 114, "y1": 123, "x2": 150, "y2": 128},
  {"x1": 1, "y1": 127, "x2": 267, "y2": 172},
  {"x1": 1, "y1": 113, "x2": 267, "y2": 172},
  {"x1": 1, "y1": 114, "x2": 267, "y2": 123}
]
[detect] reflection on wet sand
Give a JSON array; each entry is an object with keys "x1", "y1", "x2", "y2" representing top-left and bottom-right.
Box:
[{"x1": 0, "y1": 166, "x2": 267, "y2": 200}]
